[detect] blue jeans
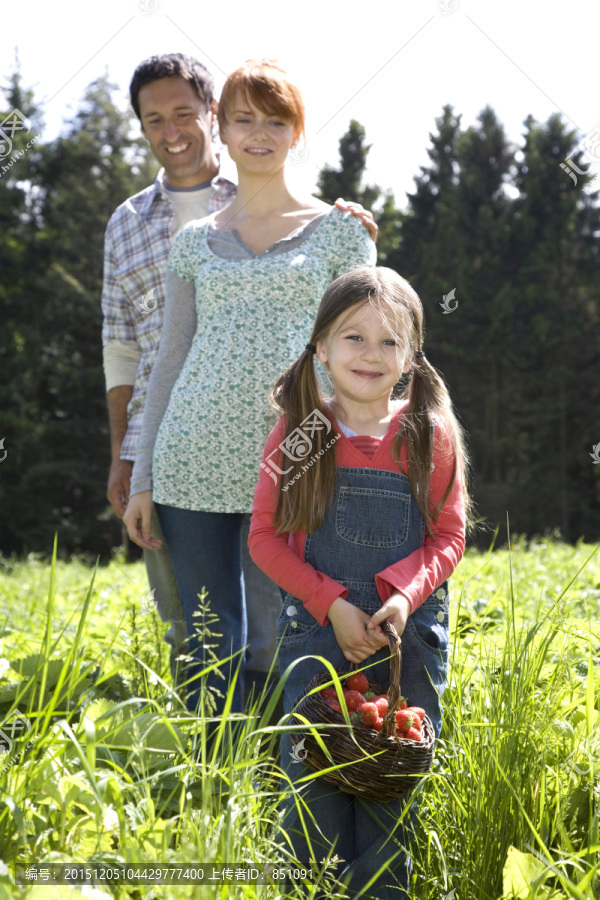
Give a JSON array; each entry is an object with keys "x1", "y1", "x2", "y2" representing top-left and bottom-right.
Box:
[
  {"x1": 155, "y1": 506, "x2": 282, "y2": 714},
  {"x1": 143, "y1": 509, "x2": 187, "y2": 682},
  {"x1": 155, "y1": 506, "x2": 250, "y2": 714}
]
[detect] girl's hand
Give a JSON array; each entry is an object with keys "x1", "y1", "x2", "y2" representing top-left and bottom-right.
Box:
[
  {"x1": 123, "y1": 491, "x2": 162, "y2": 550},
  {"x1": 327, "y1": 597, "x2": 383, "y2": 663},
  {"x1": 367, "y1": 592, "x2": 412, "y2": 643}
]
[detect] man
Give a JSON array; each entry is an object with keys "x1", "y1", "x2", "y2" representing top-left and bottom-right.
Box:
[{"x1": 102, "y1": 52, "x2": 377, "y2": 695}]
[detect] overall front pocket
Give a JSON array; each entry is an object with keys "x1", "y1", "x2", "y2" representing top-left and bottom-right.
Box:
[{"x1": 335, "y1": 486, "x2": 410, "y2": 548}]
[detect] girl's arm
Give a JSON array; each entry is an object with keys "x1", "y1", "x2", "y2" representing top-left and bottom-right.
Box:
[
  {"x1": 250, "y1": 438, "x2": 383, "y2": 661},
  {"x1": 249, "y1": 422, "x2": 350, "y2": 626},
  {"x1": 372, "y1": 424, "x2": 466, "y2": 617}
]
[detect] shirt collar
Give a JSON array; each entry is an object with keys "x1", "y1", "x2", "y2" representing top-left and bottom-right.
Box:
[
  {"x1": 156, "y1": 168, "x2": 236, "y2": 196},
  {"x1": 139, "y1": 169, "x2": 236, "y2": 221}
]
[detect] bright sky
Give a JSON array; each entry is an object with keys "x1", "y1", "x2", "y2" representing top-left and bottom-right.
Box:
[{"x1": 3, "y1": 0, "x2": 599, "y2": 207}]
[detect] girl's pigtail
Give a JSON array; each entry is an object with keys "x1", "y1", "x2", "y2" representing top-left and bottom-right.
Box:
[
  {"x1": 395, "y1": 352, "x2": 471, "y2": 536},
  {"x1": 270, "y1": 346, "x2": 337, "y2": 535}
]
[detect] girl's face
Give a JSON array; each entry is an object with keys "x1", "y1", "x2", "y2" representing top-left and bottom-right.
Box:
[
  {"x1": 316, "y1": 302, "x2": 409, "y2": 406},
  {"x1": 219, "y1": 92, "x2": 298, "y2": 174}
]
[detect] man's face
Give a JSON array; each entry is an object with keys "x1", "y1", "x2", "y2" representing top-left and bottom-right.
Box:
[{"x1": 138, "y1": 76, "x2": 218, "y2": 188}]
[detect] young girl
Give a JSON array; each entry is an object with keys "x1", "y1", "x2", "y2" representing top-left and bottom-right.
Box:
[{"x1": 249, "y1": 266, "x2": 469, "y2": 898}]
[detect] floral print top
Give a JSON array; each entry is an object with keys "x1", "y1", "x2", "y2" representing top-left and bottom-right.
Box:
[{"x1": 151, "y1": 207, "x2": 376, "y2": 512}]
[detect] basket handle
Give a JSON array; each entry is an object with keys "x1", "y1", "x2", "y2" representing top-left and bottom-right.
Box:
[{"x1": 380, "y1": 620, "x2": 404, "y2": 738}]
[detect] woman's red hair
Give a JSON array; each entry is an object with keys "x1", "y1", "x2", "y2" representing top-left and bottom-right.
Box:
[{"x1": 217, "y1": 59, "x2": 305, "y2": 141}]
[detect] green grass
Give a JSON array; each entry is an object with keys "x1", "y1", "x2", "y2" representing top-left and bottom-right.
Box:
[{"x1": 0, "y1": 535, "x2": 599, "y2": 898}]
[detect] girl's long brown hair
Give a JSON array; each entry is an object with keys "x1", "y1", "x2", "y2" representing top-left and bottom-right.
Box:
[{"x1": 271, "y1": 267, "x2": 472, "y2": 536}]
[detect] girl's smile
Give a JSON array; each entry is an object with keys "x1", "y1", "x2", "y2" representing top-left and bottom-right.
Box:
[{"x1": 351, "y1": 368, "x2": 384, "y2": 379}]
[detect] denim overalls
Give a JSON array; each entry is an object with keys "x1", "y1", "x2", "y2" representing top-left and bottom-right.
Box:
[{"x1": 277, "y1": 466, "x2": 450, "y2": 899}]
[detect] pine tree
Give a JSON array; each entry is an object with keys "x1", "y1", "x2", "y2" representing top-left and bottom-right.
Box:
[
  {"x1": 508, "y1": 114, "x2": 600, "y2": 538},
  {"x1": 316, "y1": 119, "x2": 401, "y2": 263},
  {"x1": 0, "y1": 72, "x2": 156, "y2": 555}
]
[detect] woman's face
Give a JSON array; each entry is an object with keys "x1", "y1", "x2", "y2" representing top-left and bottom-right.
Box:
[{"x1": 219, "y1": 92, "x2": 298, "y2": 175}]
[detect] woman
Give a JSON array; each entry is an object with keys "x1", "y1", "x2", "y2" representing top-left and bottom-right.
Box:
[{"x1": 124, "y1": 59, "x2": 376, "y2": 713}]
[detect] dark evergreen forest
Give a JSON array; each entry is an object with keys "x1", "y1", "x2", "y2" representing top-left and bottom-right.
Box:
[{"x1": 1, "y1": 72, "x2": 598, "y2": 557}]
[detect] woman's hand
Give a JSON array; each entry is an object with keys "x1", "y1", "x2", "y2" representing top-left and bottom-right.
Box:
[
  {"x1": 327, "y1": 596, "x2": 383, "y2": 663},
  {"x1": 367, "y1": 592, "x2": 412, "y2": 643},
  {"x1": 123, "y1": 491, "x2": 162, "y2": 550},
  {"x1": 334, "y1": 198, "x2": 378, "y2": 243}
]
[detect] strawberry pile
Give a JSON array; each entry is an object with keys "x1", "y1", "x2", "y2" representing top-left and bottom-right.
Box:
[{"x1": 319, "y1": 671, "x2": 426, "y2": 742}]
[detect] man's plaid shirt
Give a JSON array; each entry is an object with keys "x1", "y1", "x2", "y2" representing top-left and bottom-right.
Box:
[{"x1": 101, "y1": 169, "x2": 236, "y2": 460}]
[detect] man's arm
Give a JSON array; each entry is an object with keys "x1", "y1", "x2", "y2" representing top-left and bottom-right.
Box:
[
  {"x1": 107, "y1": 385, "x2": 134, "y2": 517},
  {"x1": 101, "y1": 218, "x2": 141, "y2": 518}
]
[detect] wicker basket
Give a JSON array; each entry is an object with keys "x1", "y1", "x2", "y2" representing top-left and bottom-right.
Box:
[{"x1": 290, "y1": 621, "x2": 435, "y2": 801}]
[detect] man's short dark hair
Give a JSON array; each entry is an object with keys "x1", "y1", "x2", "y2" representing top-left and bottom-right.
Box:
[{"x1": 130, "y1": 53, "x2": 215, "y2": 121}]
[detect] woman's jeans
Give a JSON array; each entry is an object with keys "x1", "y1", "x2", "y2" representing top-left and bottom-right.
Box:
[{"x1": 155, "y1": 505, "x2": 283, "y2": 715}]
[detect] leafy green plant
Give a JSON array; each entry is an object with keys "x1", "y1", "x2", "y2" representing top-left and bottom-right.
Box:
[{"x1": 0, "y1": 535, "x2": 599, "y2": 898}]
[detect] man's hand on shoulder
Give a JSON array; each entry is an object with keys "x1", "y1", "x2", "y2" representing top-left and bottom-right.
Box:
[{"x1": 335, "y1": 198, "x2": 378, "y2": 243}]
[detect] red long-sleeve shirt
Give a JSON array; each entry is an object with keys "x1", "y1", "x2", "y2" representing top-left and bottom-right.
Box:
[{"x1": 248, "y1": 405, "x2": 466, "y2": 626}]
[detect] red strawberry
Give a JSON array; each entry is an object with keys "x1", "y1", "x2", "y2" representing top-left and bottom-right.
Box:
[
  {"x1": 373, "y1": 695, "x2": 389, "y2": 717},
  {"x1": 346, "y1": 672, "x2": 369, "y2": 694},
  {"x1": 395, "y1": 709, "x2": 417, "y2": 732},
  {"x1": 328, "y1": 700, "x2": 343, "y2": 713},
  {"x1": 355, "y1": 702, "x2": 379, "y2": 728},
  {"x1": 320, "y1": 687, "x2": 338, "y2": 704},
  {"x1": 372, "y1": 717, "x2": 384, "y2": 732},
  {"x1": 344, "y1": 690, "x2": 365, "y2": 712},
  {"x1": 407, "y1": 706, "x2": 426, "y2": 720},
  {"x1": 405, "y1": 726, "x2": 422, "y2": 742},
  {"x1": 398, "y1": 697, "x2": 408, "y2": 710}
]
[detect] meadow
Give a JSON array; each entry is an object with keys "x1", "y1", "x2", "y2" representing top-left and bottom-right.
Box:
[{"x1": 0, "y1": 534, "x2": 598, "y2": 899}]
